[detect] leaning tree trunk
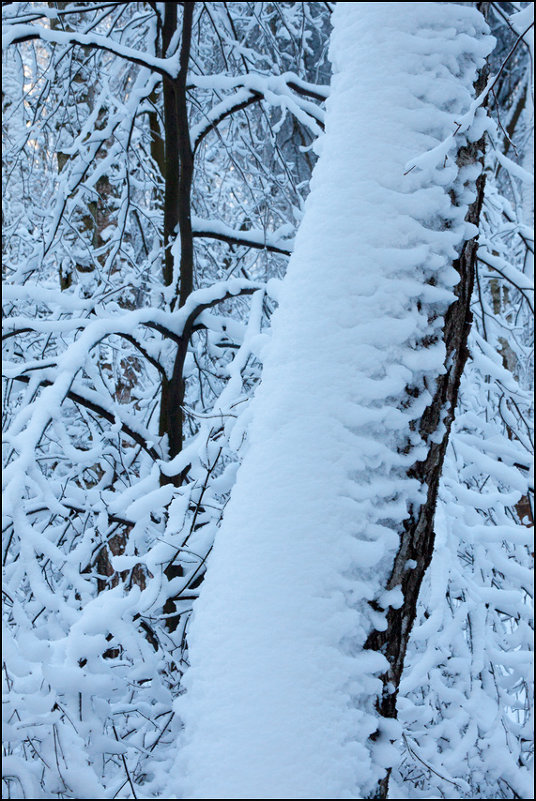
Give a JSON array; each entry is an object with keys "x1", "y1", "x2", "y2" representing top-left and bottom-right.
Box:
[
  {"x1": 365, "y1": 4, "x2": 491, "y2": 797},
  {"x1": 173, "y1": 4, "x2": 494, "y2": 799}
]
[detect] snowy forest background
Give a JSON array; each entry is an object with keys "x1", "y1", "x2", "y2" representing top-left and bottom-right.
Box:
[{"x1": 2, "y1": 2, "x2": 533, "y2": 799}]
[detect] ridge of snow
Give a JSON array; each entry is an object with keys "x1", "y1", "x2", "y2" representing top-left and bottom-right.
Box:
[{"x1": 173, "y1": 4, "x2": 494, "y2": 799}]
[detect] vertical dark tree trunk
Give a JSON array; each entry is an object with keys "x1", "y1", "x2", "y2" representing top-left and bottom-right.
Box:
[
  {"x1": 159, "y1": 2, "x2": 195, "y2": 473},
  {"x1": 174, "y1": 2, "x2": 195, "y2": 310},
  {"x1": 162, "y1": 0, "x2": 194, "y2": 306},
  {"x1": 148, "y1": 5, "x2": 165, "y2": 181},
  {"x1": 162, "y1": 1, "x2": 179, "y2": 290}
]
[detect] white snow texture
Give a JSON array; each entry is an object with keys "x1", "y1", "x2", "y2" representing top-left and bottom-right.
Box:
[{"x1": 173, "y1": 4, "x2": 493, "y2": 799}]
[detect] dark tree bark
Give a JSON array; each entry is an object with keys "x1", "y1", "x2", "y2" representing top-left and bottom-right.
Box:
[
  {"x1": 159, "y1": 2, "x2": 195, "y2": 473},
  {"x1": 365, "y1": 28, "x2": 490, "y2": 798},
  {"x1": 162, "y1": 0, "x2": 194, "y2": 304}
]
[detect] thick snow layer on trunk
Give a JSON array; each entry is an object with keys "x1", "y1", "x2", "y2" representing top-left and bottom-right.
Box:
[{"x1": 173, "y1": 4, "x2": 492, "y2": 798}]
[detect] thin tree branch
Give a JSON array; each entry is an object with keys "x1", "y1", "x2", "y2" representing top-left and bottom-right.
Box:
[{"x1": 8, "y1": 374, "x2": 160, "y2": 461}]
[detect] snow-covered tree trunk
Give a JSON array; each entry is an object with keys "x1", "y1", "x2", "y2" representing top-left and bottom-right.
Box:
[{"x1": 174, "y1": 3, "x2": 494, "y2": 798}]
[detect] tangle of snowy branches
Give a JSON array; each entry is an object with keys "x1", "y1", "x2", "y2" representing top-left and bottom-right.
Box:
[{"x1": 2, "y1": 2, "x2": 533, "y2": 799}]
